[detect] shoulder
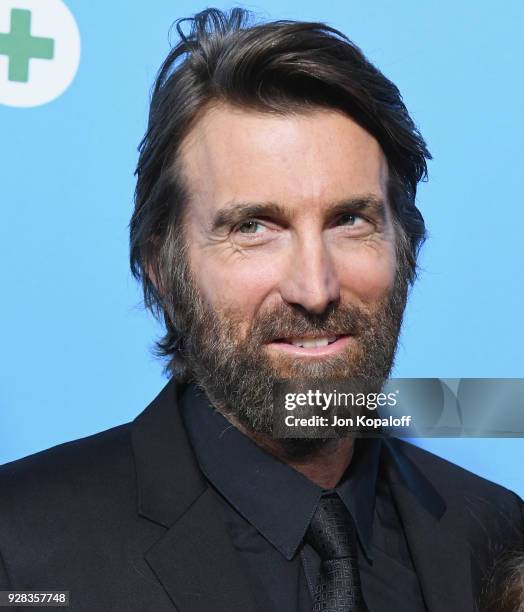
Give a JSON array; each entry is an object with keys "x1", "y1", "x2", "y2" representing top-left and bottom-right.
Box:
[
  {"x1": 390, "y1": 439, "x2": 520, "y2": 494},
  {"x1": 386, "y1": 438, "x2": 523, "y2": 526},
  {"x1": 0, "y1": 417, "x2": 173, "y2": 600},
  {"x1": 0, "y1": 422, "x2": 145, "y2": 591},
  {"x1": 0, "y1": 422, "x2": 135, "y2": 519}
]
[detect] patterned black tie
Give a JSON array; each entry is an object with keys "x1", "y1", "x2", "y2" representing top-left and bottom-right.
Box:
[{"x1": 306, "y1": 495, "x2": 368, "y2": 612}]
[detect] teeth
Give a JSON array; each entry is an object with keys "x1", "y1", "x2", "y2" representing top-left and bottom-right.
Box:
[{"x1": 290, "y1": 336, "x2": 338, "y2": 348}]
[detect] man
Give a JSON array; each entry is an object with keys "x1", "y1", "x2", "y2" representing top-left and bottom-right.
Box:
[{"x1": 0, "y1": 8, "x2": 521, "y2": 612}]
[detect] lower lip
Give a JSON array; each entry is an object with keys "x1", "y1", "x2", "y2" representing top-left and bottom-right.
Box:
[{"x1": 266, "y1": 335, "x2": 352, "y2": 357}]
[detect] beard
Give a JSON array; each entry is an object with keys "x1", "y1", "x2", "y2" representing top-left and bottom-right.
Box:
[{"x1": 169, "y1": 239, "x2": 409, "y2": 459}]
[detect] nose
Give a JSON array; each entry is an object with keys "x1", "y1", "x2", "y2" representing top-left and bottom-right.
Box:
[{"x1": 279, "y1": 234, "x2": 341, "y2": 315}]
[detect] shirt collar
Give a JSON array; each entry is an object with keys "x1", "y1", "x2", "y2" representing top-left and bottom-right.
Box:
[{"x1": 180, "y1": 383, "x2": 380, "y2": 561}]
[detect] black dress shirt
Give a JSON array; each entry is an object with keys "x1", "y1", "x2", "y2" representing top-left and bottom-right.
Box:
[{"x1": 180, "y1": 383, "x2": 427, "y2": 611}]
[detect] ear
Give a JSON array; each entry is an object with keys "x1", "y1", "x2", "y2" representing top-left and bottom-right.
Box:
[{"x1": 145, "y1": 263, "x2": 162, "y2": 296}]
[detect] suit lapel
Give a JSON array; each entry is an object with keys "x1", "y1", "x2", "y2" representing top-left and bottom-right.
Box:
[
  {"x1": 144, "y1": 487, "x2": 258, "y2": 612},
  {"x1": 131, "y1": 379, "x2": 258, "y2": 612},
  {"x1": 383, "y1": 440, "x2": 475, "y2": 612}
]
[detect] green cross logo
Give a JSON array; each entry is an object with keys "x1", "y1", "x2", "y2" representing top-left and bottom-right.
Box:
[
  {"x1": 1, "y1": 0, "x2": 80, "y2": 108},
  {"x1": 0, "y1": 8, "x2": 54, "y2": 83}
]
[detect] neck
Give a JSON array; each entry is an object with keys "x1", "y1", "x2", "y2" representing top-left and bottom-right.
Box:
[
  {"x1": 225, "y1": 414, "x2": 354, "y2": 488},
  {"x1": 284, "y1": 438, "x2": 354, "y2": 489}
]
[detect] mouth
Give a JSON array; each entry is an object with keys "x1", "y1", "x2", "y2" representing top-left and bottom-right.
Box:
[{"x1": 266, "y1": 334, "x2": 352, "y2": 356}]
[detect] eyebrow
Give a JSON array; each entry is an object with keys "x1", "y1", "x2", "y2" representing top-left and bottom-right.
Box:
[{"x1": 210, "y1": 195, "x2": 387, "y2": 232}]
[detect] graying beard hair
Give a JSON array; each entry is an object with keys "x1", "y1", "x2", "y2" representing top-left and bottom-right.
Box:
[{"x1": 160, "y1": 219, "x2": 410, "y2": 457}]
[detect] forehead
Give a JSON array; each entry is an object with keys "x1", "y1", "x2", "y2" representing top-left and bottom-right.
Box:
[{"x1": 178, "y1": 103, "x2": 389, "y2": 214}]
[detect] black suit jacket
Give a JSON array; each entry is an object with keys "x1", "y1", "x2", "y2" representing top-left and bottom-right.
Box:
[{"x1": 0, "y1": 379, "x2": 522, "y2": 611}]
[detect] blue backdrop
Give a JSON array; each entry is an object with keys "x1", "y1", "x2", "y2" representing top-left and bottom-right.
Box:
[{"x1": 1, "y1": 0, "x2": 523, "y2": 496}]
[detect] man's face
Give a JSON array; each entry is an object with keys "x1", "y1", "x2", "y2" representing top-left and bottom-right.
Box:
[{"x1": 172, "y1": 103, "x2": 407, "y2": 448}]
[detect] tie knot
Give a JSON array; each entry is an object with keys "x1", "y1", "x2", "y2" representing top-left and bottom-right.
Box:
[{"x1": 306, "y1": 495, "x2": 359, "y2": 561}]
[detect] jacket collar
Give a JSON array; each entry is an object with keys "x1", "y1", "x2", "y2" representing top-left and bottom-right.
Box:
[{"x1": 132, "y1": 379, "x2": 206, "y2": 527}]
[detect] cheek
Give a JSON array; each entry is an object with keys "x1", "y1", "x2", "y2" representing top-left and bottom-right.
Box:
[
  {"x1": 335, "y1": 242, "x2": 397, "y2": 304},
  {"x1": 190, "y1": 250, "x2": 277, "y2": 322}
]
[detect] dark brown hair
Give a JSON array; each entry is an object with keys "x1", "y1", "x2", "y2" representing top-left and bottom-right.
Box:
[
  {"x1": 480, "y1": 540, "x2": 524, "y2": 612},
  {"x1": 129, "y1": 8, "x2": 431, "y2": 373}
]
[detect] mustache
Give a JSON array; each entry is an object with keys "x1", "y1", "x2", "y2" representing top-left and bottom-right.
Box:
[{"x1": 246, "y1": 303, "x2": 371, "y2": 343}]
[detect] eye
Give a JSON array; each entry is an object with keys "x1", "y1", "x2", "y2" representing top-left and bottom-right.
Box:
[
  {"x1": 236, "y1": 220, "x2": 267, "y2": 234},
  {"x1": 338, "y1": 213, "x2": 363, "y2": 226}
]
